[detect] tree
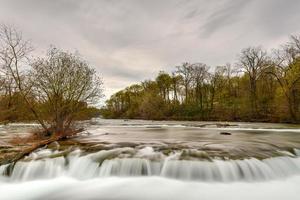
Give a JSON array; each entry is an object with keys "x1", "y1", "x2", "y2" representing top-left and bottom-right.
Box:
[
  {"x1": 0, "y1": 24, "x2": 49, "y2": 131},
  {"x1": 170, "y1": 72, "x2": 182, "y2": 103},
  {"x1": 93, "y1": 35, "x2": 300, "y2": 123},
  {"x1": 29, "y1": 47, "x2": 103, "y2": 135},
  {"x1": 238, "y1": 47, "x2": 269, "y2": 118},
  {"x1": 191, "y1": 63, "x2": 209, "y2": 112},
  {"x1": 209, "y1": 66, "x2": 227, "y2": 115},
  {"x1": 176, "y1": 63, "x2": 193, "y2": 103},
  {"x1": 269, "y1": 35, "x2": 300, "y2": 122},
  {"x1": 139, "y1": 90, "x2": 165, "y2": 120},
  {"x1": 156, "y1": 71, "x2": 172, "y2": 103},
  {"x1": 0, "y1": 24, "x2": 103, "y2": 135}
]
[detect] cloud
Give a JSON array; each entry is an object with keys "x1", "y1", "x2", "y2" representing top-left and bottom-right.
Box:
[
  {"x1": 0, "y1": 0, "x2": 299, "y2": 99},
  {"x1": 199, "y1": 0, "x2": 250, "y2": 37}
]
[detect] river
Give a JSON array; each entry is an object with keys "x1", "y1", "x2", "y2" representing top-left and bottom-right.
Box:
[{"x1": 0, "y1": 119, "x2": 300, "y2": 200}]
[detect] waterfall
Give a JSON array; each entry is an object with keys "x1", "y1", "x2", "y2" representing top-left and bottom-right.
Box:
[{"x1": 1, "y1": 147, "x2": 299, "y2": 182}]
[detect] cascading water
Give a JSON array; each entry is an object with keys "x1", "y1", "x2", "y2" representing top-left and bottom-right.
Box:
[
  {"x1": 1, "y1": 147, "x2": 300, "y2": 182},
  {"x1": 0, "y1": 148, "x2": 300, "y2": 200},
  {"x1": 1, "y1": 120, "x2": 300, "y2": 200}
]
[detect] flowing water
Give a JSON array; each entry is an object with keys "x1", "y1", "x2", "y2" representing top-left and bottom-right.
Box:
[{"x1": 0, "y1": 119, "x2": 300, "y2": 200}]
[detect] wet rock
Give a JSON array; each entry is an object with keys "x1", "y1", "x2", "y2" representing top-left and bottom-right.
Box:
[
  {"x1": 220, "y1": 132, "x2": 232, "y2": 135},
  {"x1": 162, "y1": 149, "x2": 172, "y2": 155},
  {"x1": 115, "y1": 142, "x2": 139, "y2": 148},
  {"x1": 180, "y1": 149, "x2": 212, "y2": 161},
  {"x1": 47, "y1": 141, "x2": 60, "y2": 150}
]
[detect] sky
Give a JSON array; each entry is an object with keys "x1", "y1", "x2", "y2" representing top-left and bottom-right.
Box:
[{"x1": 0, "y1": 0, "x2": 300, "y2": 100}]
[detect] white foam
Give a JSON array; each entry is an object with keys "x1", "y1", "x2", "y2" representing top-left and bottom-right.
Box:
[
  {"x1": 1, "y1": 176, "x2": 300, "y2": 200},
  {"x1": 2, "y1": 149, "x2": 300, "y2": 182}
]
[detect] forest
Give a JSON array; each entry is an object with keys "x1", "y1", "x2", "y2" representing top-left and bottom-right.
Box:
[{"x1": 102, "y1": 35, "x2": 300, "y2": 123}]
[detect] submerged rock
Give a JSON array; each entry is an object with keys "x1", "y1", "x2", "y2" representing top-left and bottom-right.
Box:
[
  {"x1": 220, "y1": 132, "x2": 232, "y2": 135},
  {"x1": 180, "y1": 149, "x2": 211, "y2": 161}
]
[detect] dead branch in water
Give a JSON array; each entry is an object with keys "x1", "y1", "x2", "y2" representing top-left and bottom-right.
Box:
[{"x1": 0, "y1": 128, "x2": 84, "y2": 168}]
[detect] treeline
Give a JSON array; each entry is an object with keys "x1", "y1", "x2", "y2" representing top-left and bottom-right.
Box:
[
  {"x1": 102, "y1": 35, "x2": 300, "y2": 123},
  {"x1": 0, "y1": 92, "x2": 101, "y2": 123},
  {"x1": 0, "y1": 25, "x2": 103, "y2": 136}
]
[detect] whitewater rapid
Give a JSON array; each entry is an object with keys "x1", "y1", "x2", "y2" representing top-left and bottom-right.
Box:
[
  {"x1": 0, "y1": 147, "x2": 299, "y2": 182},
  {"x1": 0, "y1": 149, "x2": 300, "y2": 200},
  {"x1": 1, "y1": 120, "x2": 300, "y2": 200}
]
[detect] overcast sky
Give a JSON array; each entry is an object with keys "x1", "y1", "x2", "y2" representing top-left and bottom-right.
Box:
[{"x1": 1, "y1": 0, "x2": 300, "y2": 99}]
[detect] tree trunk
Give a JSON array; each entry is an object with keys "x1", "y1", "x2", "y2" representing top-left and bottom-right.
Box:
[{"x1": 287, "y1": 94, "x2": 297, "y2": 122}]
